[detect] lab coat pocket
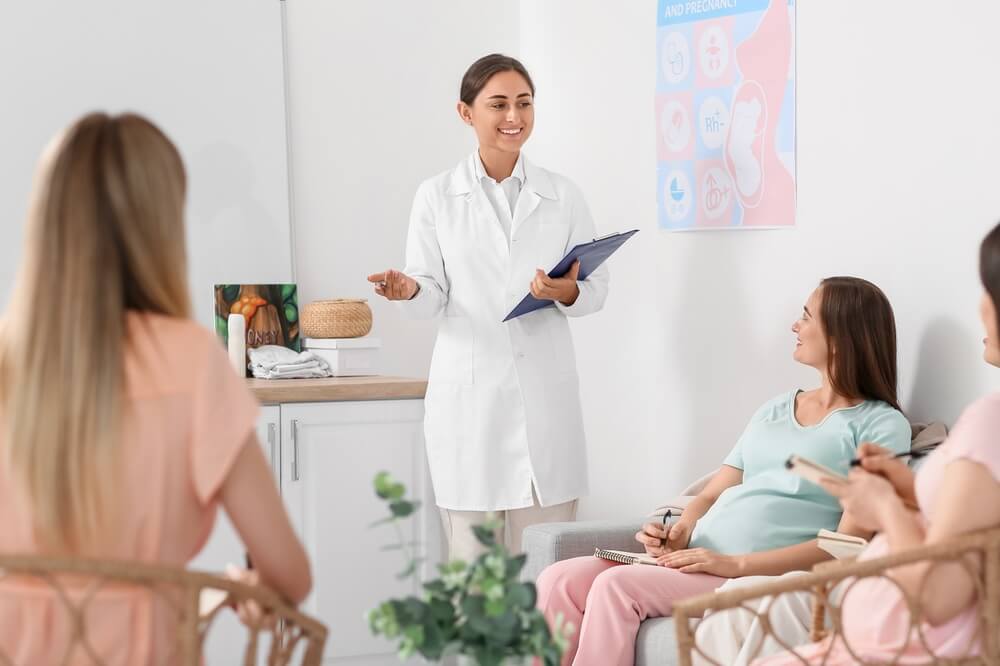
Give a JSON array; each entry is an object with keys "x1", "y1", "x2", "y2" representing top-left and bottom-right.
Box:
[{"x1": 429, "y1": 315, "x2": 474, "y2": 385}]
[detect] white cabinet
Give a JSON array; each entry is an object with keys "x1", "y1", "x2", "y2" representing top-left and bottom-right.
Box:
[
  {"x1": 281, "y1": 400, "x2": 439, "y2": 665},
  {"x1": 193, "y1": 399, "x2": 437, "y2": 665}
]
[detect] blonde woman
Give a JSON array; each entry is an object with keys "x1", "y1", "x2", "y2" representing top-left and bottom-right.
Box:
[{"x1": 0, "y1": 113, "x2": 311, "y2": 663}]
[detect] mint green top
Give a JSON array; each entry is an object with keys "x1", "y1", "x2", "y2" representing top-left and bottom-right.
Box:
[{"x1": 688, "y1": 390, "x2": 910, "y2": 556}]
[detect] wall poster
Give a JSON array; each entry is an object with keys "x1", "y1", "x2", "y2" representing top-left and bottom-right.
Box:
[{"x1": 657, "y1": 0, "x2": 796, "y2": 230}]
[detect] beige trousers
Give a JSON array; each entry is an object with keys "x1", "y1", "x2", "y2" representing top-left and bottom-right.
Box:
[{"x1": 440, "y1": 491, "x2": 577, "y2": 561}]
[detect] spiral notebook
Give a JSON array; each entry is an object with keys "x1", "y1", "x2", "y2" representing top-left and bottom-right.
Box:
[{"x1": 593, "y1": 548, "x2": 659, "y2": 566}]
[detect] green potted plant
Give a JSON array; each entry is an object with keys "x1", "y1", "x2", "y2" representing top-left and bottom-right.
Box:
[{"x1": 368, "y1": 472, "x2": 571, "y2": 666}]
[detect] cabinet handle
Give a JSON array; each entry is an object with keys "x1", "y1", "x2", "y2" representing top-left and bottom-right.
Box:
[
  {"x1": 266, "y1": 423, "x2": 277, "y2": 476},
  {"x1": 291, "y1": 419, "x2": 300, "y2": 482}
]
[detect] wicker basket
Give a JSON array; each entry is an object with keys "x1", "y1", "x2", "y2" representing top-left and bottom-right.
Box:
[{"x1": 301, "y1": 299, "x2": 373, "y2": 339}]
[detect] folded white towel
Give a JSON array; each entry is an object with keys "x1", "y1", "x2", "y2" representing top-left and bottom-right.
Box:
[
  {"x1": 248, "y1": 345, "x2": 332, "y2": 379},
  {"x1": 248, "y1": 345, "x2": 313, "y2": 368},
  {"x1": 253, "y1": 365, "x2": 330, "y2": 379}
]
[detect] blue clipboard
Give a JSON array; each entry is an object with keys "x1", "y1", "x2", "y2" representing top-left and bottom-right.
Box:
[{"x1": 503, "y1": 229, "x2": 639, "y2": 322}]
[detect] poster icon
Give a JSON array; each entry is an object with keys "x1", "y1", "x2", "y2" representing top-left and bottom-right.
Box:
[
  {"x1": 661, "y1": 31, "x2": 691, "y2": 84},
  {"x1": 701, "y1": 167, "x2": 733, "y2": 221},
  {"x1": 660, "y1": 100, "x2": 691, "y2": 152},
  {"x1": 698, "y1": 25, "x2": 730, "y2": 79},
  {"x1": 698, "y1": 96, "x2": 729, "y2": 151},
  {"x1": 663, "y1": 169, "x2": 692, "y2": 223}
]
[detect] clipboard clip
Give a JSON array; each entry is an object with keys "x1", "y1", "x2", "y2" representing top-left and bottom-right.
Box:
[{"x1": 592, "y1": 231, "x2": 621, "y2": 242}]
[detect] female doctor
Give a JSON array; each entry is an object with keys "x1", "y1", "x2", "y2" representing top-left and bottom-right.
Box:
[{"x1": 368, "y1": 54, "x2": 609, "y2": 561}]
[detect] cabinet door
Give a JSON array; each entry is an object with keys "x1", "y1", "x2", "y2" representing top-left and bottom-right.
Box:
[
  {"x1": 281, "y1": 400, "x2": 438, "y2": 665},
  {"x1": 194, "y1": 404, "x2": 281, "y2": 663}
]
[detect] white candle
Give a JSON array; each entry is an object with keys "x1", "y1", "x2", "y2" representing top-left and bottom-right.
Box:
[{"x1": 227, "y1": 314, "x2": 247, "y2": 376}]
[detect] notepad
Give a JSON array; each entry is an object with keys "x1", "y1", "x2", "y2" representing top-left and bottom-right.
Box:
[
  {"x1": 503, "y1": 229, "x2": 639, "y2": 322},
  {"x1": 785, "y1": 454, "x2": 848, "y2": 488},
  {"x1": 817, "y1": 529, "x2": 867, "y2": 560},
  {"x1": 593, "y1": 548, "x2": 659, "y2": 566}
]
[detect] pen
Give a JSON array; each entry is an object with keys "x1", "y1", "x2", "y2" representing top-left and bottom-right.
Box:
[
  {"x1": 848, "y1": 449, "x2": 930, "y2": 468},
  {"x1": 659, "y1": 509, "x2": 672, "y2": 548}
]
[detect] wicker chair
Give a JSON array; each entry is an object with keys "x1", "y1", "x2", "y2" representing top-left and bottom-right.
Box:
[
  {"x1": 672, "y1": 527, "x2": 1000, "y2": 665},
  {"x1": 0, "y1": 554, "x2": 327, "y2": 665}
]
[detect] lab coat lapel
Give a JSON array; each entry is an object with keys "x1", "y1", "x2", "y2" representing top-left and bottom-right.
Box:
[
  {"x1": 448, "y1": 154, "x2": 509, "y2": 256},
  {"x1": 512, "y1": 155, "x2": 557, "y2": 239},
  {"x1": 470, "y1": 188, "x2": 509, "y2": 256}
]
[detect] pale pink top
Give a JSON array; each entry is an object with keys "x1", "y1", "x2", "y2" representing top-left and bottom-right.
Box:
[
  {"x1": 0, "y1": 312, "x2": 259, "y2": 664},
  {"x1": 757, "y1": 392, "x2": 1000, "y2": 665}
]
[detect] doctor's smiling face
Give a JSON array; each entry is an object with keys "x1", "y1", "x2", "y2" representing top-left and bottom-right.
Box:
[
  {"x1": 458, "y1": 55, "x2": 535, "y2": 158},
  {"x1": 458, "y1": 66, "x2": 535, "y2": 160}
]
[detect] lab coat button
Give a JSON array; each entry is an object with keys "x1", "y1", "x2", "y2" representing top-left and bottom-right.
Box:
[{"x1": 517, "y1": 352, "x2": 526, "y2": 359}]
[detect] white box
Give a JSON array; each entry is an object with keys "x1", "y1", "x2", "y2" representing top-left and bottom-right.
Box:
[{"x1": 304, "y1": 337, "x2": 381, "y2": 377}]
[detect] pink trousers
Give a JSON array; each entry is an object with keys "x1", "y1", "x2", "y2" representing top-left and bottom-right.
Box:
[{"x1": 536, "y1": 556, "x2": 724, "y2": 666}]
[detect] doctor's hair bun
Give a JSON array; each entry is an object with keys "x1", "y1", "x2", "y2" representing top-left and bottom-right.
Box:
[{"x1": 460, "y1": 53, "x2": 535, "y2": 106}]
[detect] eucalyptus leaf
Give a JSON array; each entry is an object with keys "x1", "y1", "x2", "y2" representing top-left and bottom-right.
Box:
[
  {"x1": 390, "y1": 499, "x2": 418, "y2": 518},
  {"x1": 373, "y1": 471, "x2": 393, "y2": 498},
  {"x1": 472, "y1": 524, "x2": 497, "y2": 547},
  {"x1": 506, "y1": 582, "x2": 536, "y2": 609}
]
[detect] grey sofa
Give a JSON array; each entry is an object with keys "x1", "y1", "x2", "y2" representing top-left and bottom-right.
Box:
[{"x1": 522, "y1": 519, "x2": 683, "y2": 666}]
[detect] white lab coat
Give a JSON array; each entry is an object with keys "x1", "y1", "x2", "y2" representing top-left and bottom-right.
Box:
[{"x1": 398, "y1": 152, "x2": 610, "y2": 511}]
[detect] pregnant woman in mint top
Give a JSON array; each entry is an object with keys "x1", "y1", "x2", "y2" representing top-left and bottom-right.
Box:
[
  {"x1": 689, "y1": 392, "x2": 903, "y2": 556},
  {"x1": 535, "y1": 277, "x2": 911, "y2": 666}
]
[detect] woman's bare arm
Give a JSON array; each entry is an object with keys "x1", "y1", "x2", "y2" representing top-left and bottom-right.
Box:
[{"x1": 220, "y1": 433, "x2": 312, "y2": 604}]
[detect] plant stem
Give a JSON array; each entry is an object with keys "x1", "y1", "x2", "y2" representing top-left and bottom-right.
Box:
[{"x1": 391, "y1": 517, "x2": 417, "y2": 577}]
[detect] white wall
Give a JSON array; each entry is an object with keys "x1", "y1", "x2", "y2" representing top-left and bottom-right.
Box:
[
  {"x1": 518, "y1": 0, "x2": 1000, "y2": 519},
  {"x1": 283, "y1": 0, "x2": 519, "y2": 378},
  {"x1": 285, "y1": 0, "x2": 1000, "y2": 522},
  {"x1": 0, "y1": 0, "x2": 293, "y2": 327}
]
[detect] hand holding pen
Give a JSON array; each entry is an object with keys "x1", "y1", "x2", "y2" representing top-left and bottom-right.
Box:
[
  {"x1": 636, "y1": 514, "x2": 670, "y2": 556},
  {"x1": 636, "y1": 509, "x2": 691, "y2": 557},
  {"x1": 848, "y1": 442, "x2": 919, "y2": 510},
  {"x1": 661, "y1": 510, "x2": 693, "y2": 552}
]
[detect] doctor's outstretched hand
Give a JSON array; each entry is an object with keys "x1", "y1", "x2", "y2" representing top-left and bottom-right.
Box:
[
  {"x1": 367, "y1": 269, "x2": 419, "y2": 301},
  {"x1": 530, "y1": 260, "x2": 580, "y2": 306}
]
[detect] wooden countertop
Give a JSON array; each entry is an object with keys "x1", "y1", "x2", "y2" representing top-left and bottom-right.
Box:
[{"x1": 246, "y1": 376, "x2": 427, "y2": 404}]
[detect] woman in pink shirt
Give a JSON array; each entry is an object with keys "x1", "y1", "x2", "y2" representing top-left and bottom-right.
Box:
[
  {"x1": 0, "y1": 112, "x2": 311, "y2": 663},
  {"x1": 757, "y1": 220, "x2": 1000, "y2": 664}
]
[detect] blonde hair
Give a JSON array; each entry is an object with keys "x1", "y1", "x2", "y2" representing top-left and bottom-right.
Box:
[{"x1": 0, "y1": 112, "x2": 191, "y2": 554}]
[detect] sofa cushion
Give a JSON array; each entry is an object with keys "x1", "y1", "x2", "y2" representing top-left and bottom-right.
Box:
[{"x1": 636, "y1": 617, "x2": 679, "y2": 666}]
